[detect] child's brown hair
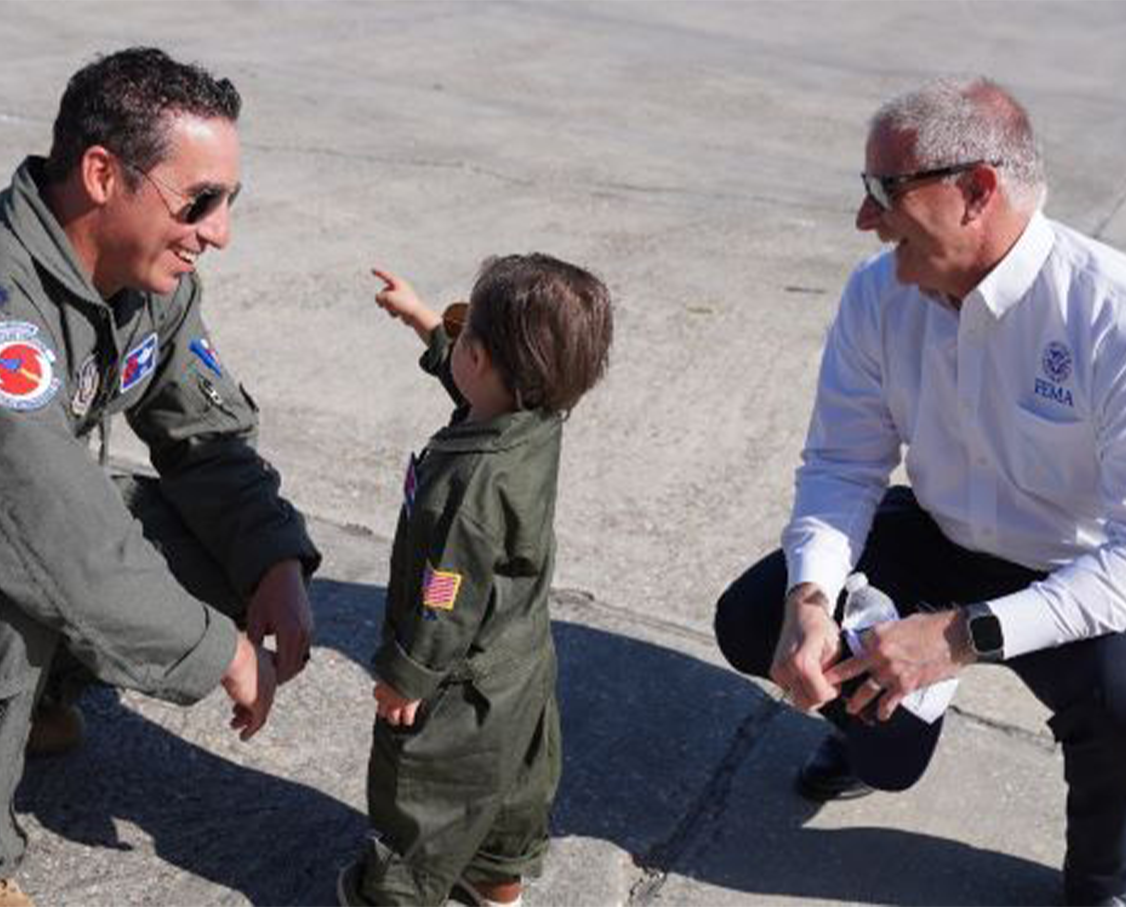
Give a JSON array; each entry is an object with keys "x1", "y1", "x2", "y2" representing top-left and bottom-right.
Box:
[{"x1": 468, "y1": 253, "x2": 613, "y2": 415}]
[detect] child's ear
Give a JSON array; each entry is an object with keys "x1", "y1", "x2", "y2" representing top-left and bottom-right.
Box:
[{"x1": 467, "y1": 338, "x2": 493, "y2": 376}]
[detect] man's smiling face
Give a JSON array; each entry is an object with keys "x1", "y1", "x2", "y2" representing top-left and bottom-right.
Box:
[
  {"x1": 855, "y1": 124, "x2": 977, "y2": 301},
  {"x1": 98, "y1": 113, "x2": 240, "y2": 298}
]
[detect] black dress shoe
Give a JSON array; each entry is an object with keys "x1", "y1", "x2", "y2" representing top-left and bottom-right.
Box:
[{"x1": 796, "y1": 732, "x2": 874, "y2": 802}]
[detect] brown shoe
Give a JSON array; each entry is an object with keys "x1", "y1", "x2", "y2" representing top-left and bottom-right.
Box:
[
  {"x1": 0, "y1": 878, "x2": 35, "y2": 907},
  {"x1": 26, "y1": 702, "x2": 85, "y2": 758}
]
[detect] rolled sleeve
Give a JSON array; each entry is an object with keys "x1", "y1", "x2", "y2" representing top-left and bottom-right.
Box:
[{"x1": 373, "y1": 638, "x2": 448, "y2": 702}]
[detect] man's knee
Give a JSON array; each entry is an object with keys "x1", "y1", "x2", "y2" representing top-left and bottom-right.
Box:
[
  {"x1": 1043, "y1": 638, "x2": 1126, "y2": 745},
  {"x1": 714, "y1": 551, "x2": 787, "y2": 678}
]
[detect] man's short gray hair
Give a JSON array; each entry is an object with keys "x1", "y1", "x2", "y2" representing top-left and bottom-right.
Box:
[{"x1": 871, "y1": 75, "x2": 1046, "y2": 212}]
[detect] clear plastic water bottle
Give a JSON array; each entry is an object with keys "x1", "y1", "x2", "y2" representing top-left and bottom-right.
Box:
[
  {"x1": 842, "y1": 573, "x2": 898, "y2": 656},
  {"x1": 841, "y1": 573, "x2": 958, "y2": 723},
  {"x1": 836, "y1": 572, "x2": 953, "y2": 791}
]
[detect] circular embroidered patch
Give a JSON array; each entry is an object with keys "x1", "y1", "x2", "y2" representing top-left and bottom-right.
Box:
[
  {"x1": 1042, "y1": 341, "x2": 1072, "y2": 384},
  {"x1": 0, "y1": 321, "x2": 61, "y2": 411}
]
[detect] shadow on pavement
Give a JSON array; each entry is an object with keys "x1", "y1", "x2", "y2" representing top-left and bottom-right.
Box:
[
  {"x1": 18, "y1": 685, "x2": 367, "y2": 906},
  {"x1": 17, "y1": 577, "x2": 1057, "y2": 905}
]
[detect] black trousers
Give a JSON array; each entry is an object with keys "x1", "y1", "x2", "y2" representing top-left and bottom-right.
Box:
[{"x1": 714, "y1": 487, "x2": 1126, "y2": 905}]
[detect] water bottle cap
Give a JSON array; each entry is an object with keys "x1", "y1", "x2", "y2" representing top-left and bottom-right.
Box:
[{"x1": 844, "y1": 573, "x2": 869, "y2": 595}]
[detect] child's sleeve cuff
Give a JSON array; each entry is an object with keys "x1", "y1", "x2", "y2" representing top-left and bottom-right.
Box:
[{"x1": 373, "y1": 638, "x2": 446, "y2": 701}]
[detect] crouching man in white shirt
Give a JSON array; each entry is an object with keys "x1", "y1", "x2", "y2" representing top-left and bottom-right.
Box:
[{"x1": 715, "y1": 75, "x2": 1126, "y2": 907}]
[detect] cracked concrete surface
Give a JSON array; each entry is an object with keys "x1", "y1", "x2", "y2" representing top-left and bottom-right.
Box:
[{"x1": 3, "y1": 1, "x2": 1123, "y2": 904}]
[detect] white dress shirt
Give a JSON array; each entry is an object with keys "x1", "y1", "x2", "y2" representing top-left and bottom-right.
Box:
[{"x1": 783, "y1": 212, "x2": 1126, "y2": 658}]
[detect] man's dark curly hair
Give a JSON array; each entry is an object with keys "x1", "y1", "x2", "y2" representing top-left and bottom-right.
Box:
[
  {"x1": 45, "y1": 46, "x2": 241, "y2": 189},
  {"x1": 467, "y1": 253, "x2": 613, "y2": 415}
]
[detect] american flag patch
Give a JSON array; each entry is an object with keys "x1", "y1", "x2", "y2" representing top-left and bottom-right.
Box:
[{"x1": 421, "y1": 563, "x2": 462, "y2": 611}]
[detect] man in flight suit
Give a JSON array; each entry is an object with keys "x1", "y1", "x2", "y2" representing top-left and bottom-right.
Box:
[{"x1": 0, "y1": 47, "x2": 320, "y2": 907}]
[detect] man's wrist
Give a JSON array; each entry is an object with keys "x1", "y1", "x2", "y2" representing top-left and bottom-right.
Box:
[
  {"x1": 946, "y1": 610, "x2": 977, "y2": 665},
  {"x1": 786, "y1": 582, "x2": 833, "y2": 616},
  {"x1": 959, "y1": 602, "x2": 1005, "y2": 663},
  {"x1": 222, "y1": 634, "x2": 254, "y2": 688}
]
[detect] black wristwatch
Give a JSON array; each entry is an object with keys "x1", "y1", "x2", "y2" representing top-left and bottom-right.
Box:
[{"x1": 963, "y1": 602, "x2": 1004, "y2": 663}]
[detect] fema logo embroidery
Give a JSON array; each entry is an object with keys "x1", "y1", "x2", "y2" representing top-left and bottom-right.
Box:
[
  {"x1": 0, "y1": 321, "x2": 61, "y2": 411},
  {"x1": 121, "y1": 333, "x2": 158, "y2": 393},
  {"x1": 190, "y1": 337, "x2": 223, "y2": 376},
  {"x1": 1035, "y1": 340, "x2": 1075, "y2": 408},
  {"x1": 71, "y1": 354, "x2": 100, "y2": 417},
  {"x1": 1042, "y1": 342, "x2": 1072, "y2": 384}
]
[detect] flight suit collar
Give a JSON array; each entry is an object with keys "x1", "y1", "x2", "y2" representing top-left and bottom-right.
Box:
[
  {"x1": 427, "y1": 408, "x2": 561, "y2": 454},
  {"x1": 2, "y1": 157, "x2": 109, "y2": 310}
]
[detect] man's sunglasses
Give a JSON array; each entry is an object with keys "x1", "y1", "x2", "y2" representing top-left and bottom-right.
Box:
[
  {"x1": 860, "y1": 159, "x2": 1001, "y2": 211},
  {"x1": 442, "y1": 301, "x2": 469, "y2": 339},
  {"x1": 125, "y1": 160, "x2": 240, "y2": 225}
]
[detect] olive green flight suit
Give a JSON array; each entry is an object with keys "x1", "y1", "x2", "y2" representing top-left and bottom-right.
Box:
[
  {"x1": 0, "y1": 158, "x2": 321, "y2": 875},
  {"x1": 360, "y1": 330, "x2": 563, "y2": 905}
]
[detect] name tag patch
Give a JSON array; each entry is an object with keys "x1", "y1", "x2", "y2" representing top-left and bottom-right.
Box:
[
  {"x1": 121, "y1": 333, "x2": 158, "y2": 393},
  {"x1": 71, "y1": 354, "x2": 100, "y2": 417}
]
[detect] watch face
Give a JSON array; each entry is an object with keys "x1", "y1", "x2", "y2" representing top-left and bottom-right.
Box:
[{"x1": 971, "y1": 613, "x2": 1004, "y2": 654}]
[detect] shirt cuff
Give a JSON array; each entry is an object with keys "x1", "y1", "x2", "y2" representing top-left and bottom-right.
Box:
[
  {"x1": 986, "y1": 586, "x2": 1067, "y2": 659},
  {"x1": 230, "y1": 515, "x2": 322, "y2": 599},
  {"x1": 373, "y1": 638, "x2": 446, "y2": 701},
  {"x1": 785, "y1": 548, "x2": 851, "y2": 614},
  {"x1": 153, "y1": 609, "x2": 240, "y2": 705}
]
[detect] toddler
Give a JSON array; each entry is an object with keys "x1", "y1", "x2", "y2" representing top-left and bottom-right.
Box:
[{"x1": 338, "y1": 253, "x2": 613, "y2": 906}]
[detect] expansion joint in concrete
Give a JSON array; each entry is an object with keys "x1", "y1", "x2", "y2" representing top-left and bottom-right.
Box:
[
  {"x1": 948, "y1": 704, "x2": 1057, "y2": 753},
  {"x1": 549, "y1": 587, "x2": 715, "y2": 648},
  {"x1": 626, "y1": 696, "x2": 786, "y2": 905},
  {"x1": 1094, "y1": 182, "x2": 1126, "y2": 241},
  {"x1": 245, "y1": 140, "x2": 535, "y2": 187}
]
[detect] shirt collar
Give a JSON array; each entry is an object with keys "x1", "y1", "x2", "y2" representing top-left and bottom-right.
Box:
[{"x1": 964, "y1": 210, "x2": 1055, "y2": 319}]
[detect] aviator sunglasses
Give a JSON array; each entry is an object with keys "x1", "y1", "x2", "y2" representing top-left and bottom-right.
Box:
[
  {"x1": 861, "y1": 159, "x2": 1001, "y2": 211},
  {"x1": 124, "y1": 159, "x2": 241, "y2": 225}
]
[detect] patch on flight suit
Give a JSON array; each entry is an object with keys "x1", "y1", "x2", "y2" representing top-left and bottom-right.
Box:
[
  {"x1": 1034, "y1": 340, "x2": 1074, "y2": 408},
  {"x1": 0, "y1": 321, "x2": 61, "y2": 411},
  {"x1": 120, "y1": 332, "x2": 158, "y2": 392},
  {"x1": 190, "y1": 337, "x2": 223, "y2": 376},
  {"x1": 71, "y1": 354, "x2": 100, "y2": 417},
  {"x1": 403, "y1": 453, "x2": 419, "y2": 517},
  {"x1": 421, "y1": 562, "x2": 462, "y2": 611}
]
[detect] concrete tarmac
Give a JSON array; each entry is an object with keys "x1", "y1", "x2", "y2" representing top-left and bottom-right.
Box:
[{"x1": 3, "y1": 1, "x2": 1125, "y2": 904}]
